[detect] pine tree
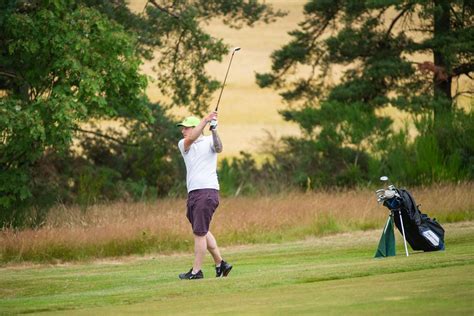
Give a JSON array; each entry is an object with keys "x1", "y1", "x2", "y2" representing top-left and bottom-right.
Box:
[{"x1": 256, "y1": 0, "x2": 473, "y2": 187}]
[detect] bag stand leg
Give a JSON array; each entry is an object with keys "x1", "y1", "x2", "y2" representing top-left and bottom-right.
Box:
[{"x1": 395, "y1": 209, "x2": 409, "y2": 256}]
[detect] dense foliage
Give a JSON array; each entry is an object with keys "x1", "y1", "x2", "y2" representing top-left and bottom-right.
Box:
[
  {"x1": 255, "y1": 0, "x2": 473, "y2": 190},
  {"x1": 0, "y1": 0, "x2": 284, "y2": 227},
  {"x1": 1, "y1": 0, "x2": 472, "y2": 228},
  {"x1": 1, "y1": 0, "x2": 149, "y2": 225}
]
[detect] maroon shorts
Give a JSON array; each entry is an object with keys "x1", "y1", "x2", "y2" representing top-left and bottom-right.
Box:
[{"x1": 186, "y1": 189, "x2": 219, "y2": 236}]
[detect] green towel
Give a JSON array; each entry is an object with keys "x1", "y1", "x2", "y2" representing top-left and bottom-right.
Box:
[{"x1": 374, "y1": 215, "x2": 396, "y2": 258}]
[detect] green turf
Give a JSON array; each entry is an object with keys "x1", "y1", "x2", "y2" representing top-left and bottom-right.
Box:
[{"x1": 1, "y1": 222, "x2": 473, "y2": 315}]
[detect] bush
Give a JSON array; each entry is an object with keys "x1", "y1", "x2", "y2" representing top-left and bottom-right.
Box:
[
  {"x1": 378, "y1": 110, "x2": 473, "y2": 185},
  {"x1": 0, "y1": 103, "x2": 185, "y2": 228}
]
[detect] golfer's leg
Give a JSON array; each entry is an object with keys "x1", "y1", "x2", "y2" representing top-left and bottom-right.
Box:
[
  {"x1": 193, "y1": 234, "x2": 207, "y2": 273},
  {"x1": 206, "y1": 231, "x2": 223, "y2": 265}
]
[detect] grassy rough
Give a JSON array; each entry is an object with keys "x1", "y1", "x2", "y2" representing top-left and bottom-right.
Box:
[
  {"x1": 0, "y1": 222, "x2": 473, "y2": 315},
  {"x1": 1, "y1": 183, "x2": 472, "y2": 264}
]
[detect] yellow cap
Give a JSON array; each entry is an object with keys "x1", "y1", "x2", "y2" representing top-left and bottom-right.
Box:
[{"x1": 177, "y1": 116, "x2": 200, "y2": 127}]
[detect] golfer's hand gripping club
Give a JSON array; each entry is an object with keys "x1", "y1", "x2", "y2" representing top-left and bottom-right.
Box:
[
  {"x1": 209, "y1": 119, "x2": 218, "y2": 130},
  {"x1": 208, "y1": 111, "x2": 218, "y2": 130}
]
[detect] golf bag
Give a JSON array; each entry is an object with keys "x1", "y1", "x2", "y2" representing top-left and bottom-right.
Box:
[{"x1": 382, "y1": 188, "x2": 445, "y2": 252}]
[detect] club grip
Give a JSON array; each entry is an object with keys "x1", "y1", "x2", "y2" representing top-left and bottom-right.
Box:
[{"x1": 209, "y1": 119, "x2": 217, "y2": 130}]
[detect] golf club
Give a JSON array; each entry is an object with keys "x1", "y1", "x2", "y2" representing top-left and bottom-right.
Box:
[{"x1": 210, "y1": 47, "x2": 241, "y2": 130}]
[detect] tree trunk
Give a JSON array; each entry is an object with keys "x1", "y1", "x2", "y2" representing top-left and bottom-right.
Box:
[{"x1": 433, "y1": 0, "x2": 452, "y2": 114}]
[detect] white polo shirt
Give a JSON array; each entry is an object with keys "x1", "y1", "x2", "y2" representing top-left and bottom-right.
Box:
[{"x1": 178, "y1": 135, "x2": 219, "y2": 193}]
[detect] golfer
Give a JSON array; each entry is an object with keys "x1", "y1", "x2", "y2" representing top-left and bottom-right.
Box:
[{"x1": 177, "y1": 111, "x2": 232, "y2": 280}]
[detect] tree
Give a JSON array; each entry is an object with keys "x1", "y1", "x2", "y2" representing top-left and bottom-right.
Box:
[
  {"x1": 1, "y1": 1, "x2": 149, "y2": 224},
  {"x1": 256, "y1": 0, "x2": 473, "y2": 186},
  {"x1": 0, "y1": 0, "x2": 284, "y2": 226},
  {"x1": 85, "y1": 0, "x2": 285, "y2": 114}
]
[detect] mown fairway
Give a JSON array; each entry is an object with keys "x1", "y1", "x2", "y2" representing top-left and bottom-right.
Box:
[{"x1": 1, "y1": 222, "x2": 473, "y2": 315}]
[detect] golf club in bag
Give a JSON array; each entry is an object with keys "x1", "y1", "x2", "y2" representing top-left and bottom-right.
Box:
[
  {"x1": 209, "y1": 47, "x2": 240, "y2": 130},
  {"x1": 375, "y1": 176, "x2": 445, "y2": 256}
]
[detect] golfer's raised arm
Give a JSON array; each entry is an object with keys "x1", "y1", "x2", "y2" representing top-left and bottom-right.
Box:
[{"x1": 183, "y1": 112, "x2": 217, "y2": 151}]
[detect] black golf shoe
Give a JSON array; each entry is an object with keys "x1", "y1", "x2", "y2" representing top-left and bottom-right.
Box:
[
  {"x1": 215, "y1": 260, "x2": 232, "y2": 277},
  {"x1": 179, "y1": 268, "x2": 203, "y2": 280}
]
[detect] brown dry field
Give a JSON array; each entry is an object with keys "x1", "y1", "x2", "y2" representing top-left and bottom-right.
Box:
[{"x1": 130, "y1": 0, "x2": 307, "y2": 157}]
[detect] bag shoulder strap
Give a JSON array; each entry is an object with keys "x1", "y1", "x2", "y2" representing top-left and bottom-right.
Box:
[{"x1": 400, "y1": 188, "x2": 423, "y2": 225}]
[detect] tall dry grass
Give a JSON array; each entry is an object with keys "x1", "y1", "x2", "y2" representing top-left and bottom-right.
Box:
[{"x1": 1, "y1": 182, "x2": 473, "y2": 264}]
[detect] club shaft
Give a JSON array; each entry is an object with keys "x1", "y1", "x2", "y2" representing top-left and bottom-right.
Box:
[{"x1": 215, "y1": 51, "x2": 236, "y2": 112}]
